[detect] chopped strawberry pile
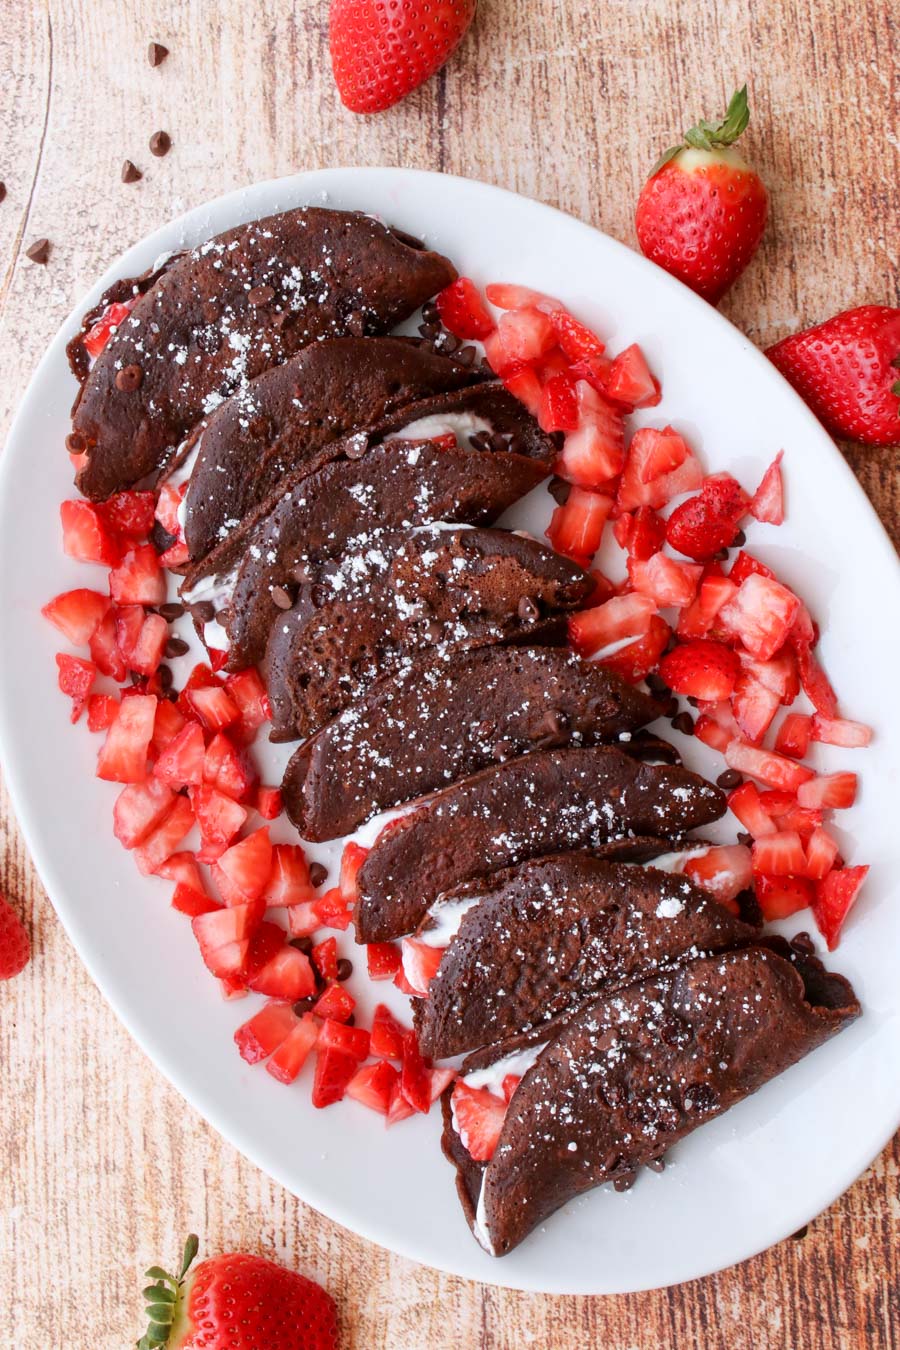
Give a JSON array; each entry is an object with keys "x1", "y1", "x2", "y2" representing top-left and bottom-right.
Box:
[{"x1": 435, "y1": 278, "x2": 874, "y2": 950}]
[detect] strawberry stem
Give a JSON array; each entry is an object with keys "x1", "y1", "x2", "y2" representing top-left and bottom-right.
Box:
[
  {"x1": 137, "y1": 1235, "x2": 199, "y2": 1350},
  {"x1": 652, "y1": 84, "x2": 751, "y2": 175}
]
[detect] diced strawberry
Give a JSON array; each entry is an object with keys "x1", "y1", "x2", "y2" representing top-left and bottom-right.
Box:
[
  {"x1": 285, "y1": 902, "x2": 318, "y2": 938},
  {"x1": 42, "y1": 589, "x2": 110, "y2": 645},
  {"x1": 150, "y1": 700, "x2": 186, "y2": 757},
  {"x1": 113, "y1": 777, "x2": 176, "y2": 849},
  {"x1": 613, "y1": 506, "x2": 667, "y2": 561},
  {"x1": 797, "y1": 773, "x2": 858, "y2": 811},
  {"x1": 809, "y1": 715, "x2": 872, "y2": 749},
  {"x1": 55, "y1": 653, "x2": 96, "y2": 722},
  {"x1": 501, "y1": 1074, "x2": 521, "y2": 1104},
  {"x1": 597, "y1": 615, "x2": 671, "y2": 683},
  {"x1": 727, "y1": 781, "x2": 776, "y2": 838},
  {"x1": 538, "y1": 373, "x2": 579, "y2": 433},
  {"x1": 694, "y1": 713, "x2": 732, "y2": 752},
  {"x1": 557, "y1": 383, "x2": 626, "y2": 486},
  {"x1": 803, "y1": 827, "x2": 841, "y2": 882},
  {"x1": 665, "y1": 474, "x2": 751, "y2": 561},
  {"x1": 450, "y1": 1080, "x2": 508, "y2": 1161},
  {"x1": 202, "y1": 732, "x2": 258, "y2": 801},
  {"x1": 750, "y1": 452, "x2": 784, "y2": 525},
  {"x1": 548, "y1": 309, "x2": 607, "y2": 364},
  {"x1": 393, "y1": 966, "x2": 417, "y2": 996},
  {"x1": 312, "y1": 936, "x2": 339, "y2": 982},
  {"x1": 99, "y1": 490, "x2": 156, "y2": 545},
  {"x1": 60, "y1": 500, "x2": 121, "y2": 567},
  {"x1": 311, "y1": 1046, "x2": 358, "y2": 1108},
  {"x1": 616, "y1": 427, "x2": 703, "y2": 512},
  {"x1": 658, "y1": 640, "x2": 740, "y2": 701},
  {"x1": 774, "y1": 712, "x2": 813, "y2": 759},
  {"x1": 367, "y1": 941, "x2": 402, "y2": 981},
  {"x1": 568, "y1": 352, "x2": 614, "y2": 393},
  {"x1": 811, "y1": 866, "x2": 868, "y2": 949},
  {"x1": 319, "y1": 1018, "x2": 370, "y2": 1061},
  {"x1": 339, "y1": 843, "x2": 368, "y2": 900},
  {"x1": 108, "y1": 544, "x2": 166, "y2": 606},
  {"x1": 186, "y1": 685, "x2": 240, "y2": 732},
  {"x1": 636, "y1": 430, "x2": 689, "y2": 486},
  {"x1": 370, "y1": 1004, "x2": 407, "y2": 1061},
  {"x1": 738, "y1": 648, "x2": 799, "y2": 706},
  {"x1": 214, "y1": 827, "x2": 273, "y2": 904},
  {"x1": 496, "y1": 306, "x2": 556, "y2": 364},
  {"x1": 386, "y1": 1079, "x2": 416, "y2": 1126},
  {"x1": 96, "y1": 694, "x2": 157, "y2": 783},
  {"x1": 311, "y1": 888, "x2": 353, "y2": 931},
  {"x1": 83, "y1": 299, "x2": 134, "y2": 358},
  {"x1": 128, "y1": 612, "x2": 169, "y2": 676},
  {"x1": 546, "y1": 488, "x2": 612, "y2": 564},
  {"x1": 435, "y1": 277, "x2": 495, "y2": 340},
  {"x1": 628, "y1": 552, "x2": 702, "y2": 609},
  {"x1": 113, "y1": 604, "x2": 145, "y2": 667},
  {"x1": 789, "y1": 602, "x2": 818, "y2": 651},
  {"x1": 605, "y1": 343, "x2": 661, "y2": 409},
  {"x1": 729, "y1": 551, "x2": 774, "y2": 586},
  {"x1": 191, "y1": 899, "x2": 263, "y2": 978},
  {"x1": 154, "y1": 481, "x2": 185, "y2": 539},
  {"x1": 255, "y1": 786, "x2": 283, "y2": 820},
  {"x1": 485, "y1": 282, "x2": 561, "y2": 312},
  {"x1": 154, "y1": 721, "x2": 205, "y2": 789},
  {"x1": 191, "y1": 783, "x2": 248, "y2": 853},
  {"x1": 87, "y1": 693, "x2": 119, "y2": 732},
  {"x1": 177, "y1": 663, "x2": 220, "y2": 717},
  {"x1": 234, "y1": 1000, "x2": 298, "y2": 1065},
  {"x1": 725, "y1": 741, "x2": 815, "y2": 793},
  {"x1": 249, "y1": 945, "x2": 316, "y2": 1001},
  {"x1": 581, "y1": 569, "x2": 617, "y2": 609},
  {"x1": 87, "y1": 611, "x2": 126, "y2": 681},
  {"x1": 313, "y1": 982, "x2": 355, "y2": 1023},
  {"x1": 677, "y1": 570, "x2": 737, "y2": 639},
  {"x1": 718, "y1": 574, "x2": 801, "y2": 661},
  {"x1": 157, "y1": 849, "x2": 204, "y2": 891},
  {"x1": 794, "y1": 644, "x2": 838, "y2": 718},
  {"x1": 171, "y1": 882, "x2": 218, "y2": 918},
  {"x1": 752, "y1": 830, "x2": 807, "y2": 877},
  {"x1": 430, "y1": 1067, "x2": 457, "y2": 1102},
  {"x1": 501, "y1": 363, "x2": 542, "y2": 416},
  {"x1": 400, "y1": 938, "x2": 444, "y2": 996},
  {"x1": 133, "y1": 795, "x2": 196, "y2": 875},
  {"x1": 731, "y1": 673, "x2": 781, "y2": 743},
  {"x1": 755, "y1": 873, "x2": 813, "y2": 922},
  {"x1": 267, "y1": 1013, "x2": 321, "y2": 1084},
  {"x1": 261, "y1": 844, "x2": 314, "y2": 907},
  {"x1": 537, "y1": 348, "x2": 572, "y2": 382},
  {"x1": 400, "y1": 1031, "x2": 433, "y2": 1115},
  {"x1": 482, "y1": 329, "x2": 518, "y2": 378},
  {"x1": 568, "y1": 592, "x2": 656, "y2": 658},
  {"x1": 345, "y1": 1060, "x2": 398, "y2": 1115},
  {"x1": 683, "y1": 844, "x2": 753, "y2": 905},
  {"x1": 223, "y1": 669, "x2": 271, "y2": 733}
]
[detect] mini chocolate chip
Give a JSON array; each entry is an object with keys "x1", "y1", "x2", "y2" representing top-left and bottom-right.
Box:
[
  {"x1": 469, "y1": 431, "x2": 492, "y2": 452},
  {"x1": 292, "y1": 995, "x2": 316, "y2": 1015},
  {"x1": 344, "y1": 434, "x2": 368, "y2": 461},
  {"x1": 456, "y1": 345, "x2": 476, "y2": 365},
  {"x1": 290, "y1": 936, "x2": 313, "y2": 955},
  {"x1": 0, "y1": 183, "x2": 6, "y2": 204},
  {"x1": 157, "y1": 664, "x2": 173, "y2": 691},
  {"x1": 645, "y1": 673, "x2": 670, "y2": 696},
  {"x1": 790, "y1": 1224, "x2": 809, "y2": 1241},
  {"x1": 686, "y1": 696, "x2": 701, "y2": 708},
  {"x1": 149, "y1": 130, "x2": 171, "y2": 157},
  {"x1": 336, "y1": 959, "x2": 353, "y2": 981},
  {"x1": 148, "y1": 41, "x2": 169, "y2": 66},
  {"x1": 421, "y1": 301, "x2": 439, "y2": 323},
  {"x1": 492, "y1": 739, "x2": 513, "y2": 761},
  {"x1": 65, "y1": 431, "x2": 86, "y2": 454},
  {"x1": 518, "y1": 595, "x2": 540, "y2": 622},
  {"x1": 115, "y1": 364, "x2": 143, "y2": 392},
  {"x1": 418, "y1": 321, "x2": 439, "y2": 339},
  {"x1": 790, "y1": 930, "x2": 816, "y2": 956},
  {"x1": 423, "y1": 620, "x2": 443, "y2": 643},
  {"x1": 736, "y1": 831, "x2": 753, "y2": 847},
  {"x1": 191, "y1": 601, "x2": 215, "y2": 624},
  {"x1": 308, "y1": 862, "x2": 328, "y2": 888},
  {"x1": 436, "y1": 331, "x2": 460, "y2": 353},
  {"x1": 310, "y1": 583, "x2": 329, "y2": 608},
  {"x1": 614, "y1": 1172, "x2": 637, "y2": 1193},
  {"x1": 716, "y1": 768, "x2": 742, "y2": 789},
  {"x1": 271, "y1": 585, "x2": 294, "y2": 611},
  {"x1": 26, "y1": 238, "x2": 50, "y2": 264},
  {"x1": 345, "y1": 1014, "x2": 356, "y2": 1027},
  {"x1": 490, "y1": 432, "x2": 509, "y2": 454},
  {"x1": 671, "y1": 711, "x2": 695, "y2": 736},
  {"x1": 121, "y1": 159, "x2": 142, "y2": 184},
  {"x1": 541, "y1": 709, "x2": 567, "y2": 735},
  {"x1": 661, "y1": 696, "x2": 678, "y2": 718},
  {"x1": 647, "y1": 1156, "x2": 666, "y2": 1174},
  {"x1": 158, "y1": 602, "x2": 185, "y2": 621},
  {"x1": 660, "y1": 1014, "x2": 691, "y2": 1047},
  {"x1": 712, "y1": 547, "x2": 729, "y2": 561},
  {"x1": 345, "y1": 310, "x2": 366, "y2": 337},
  {"x1": 289, "y1": 562, "x2": 311, "y2": 585},
  {"x1": 733, "y1": 528, "x2": 746, "y2": 547},
  {"x1": 165, "y1": 636, "x2": 189, "y2": 658},
  {"x1": 247, "y1": 283, "x2": 275, "y2": 307},
  {"x1": 683, "y1": 1083, "x2": 718, "y2": 1114}
]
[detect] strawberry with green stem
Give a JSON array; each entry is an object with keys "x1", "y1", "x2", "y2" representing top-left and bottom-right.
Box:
[
  {"x1": 635, "y1": 85, "x2": 769, "y2": 305},
  {"x1": 138, "y1": 1234, "x2": 338, "y2": 1350}
]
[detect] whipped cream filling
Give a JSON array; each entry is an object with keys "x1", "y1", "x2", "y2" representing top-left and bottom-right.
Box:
[
  {"x1": 637, "y1": 845, "x2": 712, "y2": 875},
  {"x1": 385, "y1": 412, "x2": 494, "y2": 446},
  {"x1": 168, "y1": 440, "x2": 202, "y2": 533},
  {"x1": 417, "y1": 893, "x2": 484, "y2": 948},
  {"x1": 351, "y1": 798, "x2": 420, "y2": 850},
  {"x1": 182, "y1": 566, "x2": 238, "y2": 652}
]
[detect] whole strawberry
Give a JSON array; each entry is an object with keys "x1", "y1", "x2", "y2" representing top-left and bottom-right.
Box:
[
  {"x1": 767, "y1": 305, "x2": 900, "y2": 447},
  {"x1": 0, "y1": 893, "x2": 29, "y2": 980},
  {"x1": 138, "y1": 1235, "x2": 339, "y2": 1350},
  {"x1": 635, "y1": 86, "x2": 768, "y2": 305},
  {"x1": 330, "y1": 0, "x2": 476, "y2": 114}
]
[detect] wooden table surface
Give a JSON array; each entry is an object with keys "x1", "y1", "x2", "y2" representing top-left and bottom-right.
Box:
[{"x1": 1, "y1": 2, "x2": 897, "y2": 1346}]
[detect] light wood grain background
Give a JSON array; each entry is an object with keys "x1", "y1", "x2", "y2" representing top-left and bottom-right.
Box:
[{"x1": 1, "y1": 2, "x2": 898, "y2": 1347}]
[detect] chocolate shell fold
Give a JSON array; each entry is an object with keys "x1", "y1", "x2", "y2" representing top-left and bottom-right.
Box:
[
  {"x1": 443, "y1": 943, "x2": 859, "y2": 1257},
  {"x1": 354, "y1": 745, "x2": 726, "y2": 943}
]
